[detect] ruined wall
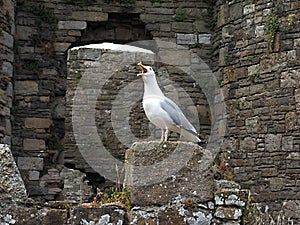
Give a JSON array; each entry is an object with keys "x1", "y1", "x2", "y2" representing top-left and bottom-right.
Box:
[
  {"x1": 215, "y1": 0, "x2": 300, "y2": 219},
  {"x1": 12, "y1": 0, "x2": 213, "y2": 200},
  {"x1": 3, "y1": 0, "x2": 299, "y2": 220},
  {"x1": 0, "y1": 0, "x2": 15, "y2": 145}
]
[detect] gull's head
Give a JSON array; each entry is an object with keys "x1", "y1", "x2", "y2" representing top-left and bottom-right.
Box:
[{"x1": 137, "y1": 62, "x2": 155, "y2": 77}]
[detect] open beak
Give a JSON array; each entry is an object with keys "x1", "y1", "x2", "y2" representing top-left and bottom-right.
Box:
[{"x1": 137, "y1": 63, "x2": 147, "y2": 76}]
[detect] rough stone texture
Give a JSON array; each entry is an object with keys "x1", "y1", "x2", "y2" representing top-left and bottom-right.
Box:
[
  {"x1": 215, "y1": 0, "x2": 300, "y2": 223},
  {"x1": 0, "y1": 0, "x2": 15, "y2": 145},
  {"x1": 0, "y1": 0, "x2": 297, "y2": 223},
  {"x1": 124, "y1": 141, "x2": 214, "y2": 206},
  {"x1": 60, "y1": 167, "x2": 93, "y2": 203},
  {"x1": 0, "y1": 144, "x2": 26, "y2": 202}
]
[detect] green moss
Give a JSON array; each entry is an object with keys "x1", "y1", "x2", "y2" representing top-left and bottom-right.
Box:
[
  {"x1": 175, "y1": 13, "x2": 187, "y2": 22},
  {"x1": 264, "y1": 13, "x2": 279, "y2": 51}
]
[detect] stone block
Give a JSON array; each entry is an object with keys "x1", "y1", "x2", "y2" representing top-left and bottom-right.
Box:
[
  {"x1": 42, "y1": 209, "x2": 68, "y2": 225},
  {"x1": 265, "y1": 134, "x2": 282, "y2": 152},
  {"x1": 158, "y1": 50, "x2": 190, "y2": 66},
  {"x1": 28, "y1": 170, "x2": 40, "y2": 181},
  {"x1": 0, "y1": 30, "x2": 14, "y2": 48},
  {"x1": 172, "y1": 22, "x2": 194, "y2": 33},
  {"x1": 24, "y1": 118, "x2": 52, "y2": 129},
  {"x1": 214, "y1": 207, "x2": 242, "y2": 220},
  {"x1": 198, "y1": 34, "x2": 212, "y2": 45},
  {"x1": 255, "y1": 25, "x2": 265, "y2": 37},
  {"x1": 14, "y1": 81, "x2": 38, "y2": 95},
  {"x1": 176, "y1": 33, "x2": 197, "y2": 45},
  {"x1": 285, "y1": 111, "x2": 297, "y2": 131},
  {"x1": 124, "y1": 141, "x2": 214, "y2": 206},
  {"x1": 1, "y1": 61, "x2": 13, "y2": 77},
  {"x1": 23, "y1": 138, "x2": 46, "y2": 151},
  {"x1": 54, "y1": 42, "x2": 72, "y2": 52},
  {"x1": 69, "y1": 206, "x2": 127, "y2": 225},
  {"x1": 70, "y1": 11, "x2": 108, "y2": 22},
  {"x1": 240, "y1": 137, "x2": 256, "y2": 151},
  {"x1": 230, "y1": 2, "x2": 243, "y2": 20},
  {"x1": 243, "y1": 4, "x2": 255, "y2": 15},
  {"x1": 17, "y1": 157, "x2": 44, "y2": 171},
  {"x1": 58, "y1": 21, "x2": 87, "y2": 30}
]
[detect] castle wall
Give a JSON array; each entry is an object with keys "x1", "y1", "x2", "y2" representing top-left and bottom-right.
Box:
[
  {"x1": 0, "y1": 0, "x2": 15, "y2": 144},
  {"x1": 12, "y1": 0, "x2": 212, "y2": 201},
  {"x1": 215, "y1": 0, "x2": 300, "y2": 217},
  {"x1": 0, "y1": 0, "x2": 298, "y2": 220}
]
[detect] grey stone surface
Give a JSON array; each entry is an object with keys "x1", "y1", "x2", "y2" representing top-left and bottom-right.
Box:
[
  {"x1": 0, "y1": 144, "x2": 26, "y2": 202},
  {"x1": 125, "y1": 141, "x2": 214, "y2": 206},
  {"x1": 58, "y1": 21, "x2": 87, "y2": 30}
]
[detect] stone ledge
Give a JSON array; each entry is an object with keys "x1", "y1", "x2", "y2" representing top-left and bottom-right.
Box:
[{"x1": 124, "y1": 141, "x2": 214, "y2": 206}]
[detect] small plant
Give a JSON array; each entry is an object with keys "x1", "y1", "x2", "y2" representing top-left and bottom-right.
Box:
[
  {"x1": 242, "y1": 192, "x2": 294, "y2": 224},
  {"x1": 264, "y1": 13, "x2": 279, "y2": 51},
  {"x1": 91, "y1": 165, "x2": 131, "y2": 211},
  {"x1": 75, "y1": 71, "x2": 83, "y2": 80},
  {"x1": 245, "y1": 55, "x2": 254, "y2": 61},
  {"x1": 213, "y1": 152, "x2": 234, "y2": 180},
  {"x1": 248, "y1": 73, "x2": 259, "y2": 82},
  {"x1": 175, "y1": 13, "x2": 187, "y2": 22}
]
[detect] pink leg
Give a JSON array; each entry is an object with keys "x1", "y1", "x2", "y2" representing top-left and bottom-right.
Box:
[
  {"x1": 164, "y1": 128, "x2": 169, "y2": 142},
  {"x1": 160, "y1": 129, "x2": 164, "y2": 142}
]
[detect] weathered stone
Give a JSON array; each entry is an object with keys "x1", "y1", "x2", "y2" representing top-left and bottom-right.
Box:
[
  {"x1": 0, "y1": 30, "x2": 14, "y2": 48},
  {"x1": 54, "y1": 42, "x2": 72, "y2": 52},
  {"x1": 69, "y1": 206, "x2": 127, "y2": 225},
  {"x1": 24, "y1": 118, "x2": 52, "y2": 129},
  {"x1": 0, "y1": 144, "x2": 27, "y2": 201},
  {"x1": 158, "y1": 50, "x2": 190, "y2": 66},
  {"x1": 28, "y1": 170, "x2": 40, "y2": 181},
  {"x1": 176, "y1": 33, "x2": 197, "y2": 45},
  {"x1": 14, "y1": 81, "x2": 38, "y2": 95},
  {"x1": 70, "y1": 11, "x2": 108, "y2": 22},
  {"x1": 240, "y1": 137, "x2": 256, "y2": 151},
  {"x1": 57, "y1": 21, "x2": 87, "y2": 30},
  {"x1": 285, "y1": 111, "x2": 297, "y2": 131},
  {"x1": 1, "y1": 61, "x2": 13, "y2": 77},
  {"x1": 215, "y1": 207, "x2": 242, "y2": 220},
  {"x1": 243, "y1": 4, "x2": 255, "y2": 15},
  {"x1": 172, "y1": 22, "x2": 194, "y2": 33},
  {"x1": 265, "y1": 134, "x2": 282, "y2": 152},
  {"x1": 23, "y1": 138, "x2": 46, "y2": 151},
  {"x1": 60, "y1": 167, "x2": 93, "y2": 202},
  {"x1": 17, "y1": 157, "x2": 43, "y2": 171},
  {"x1": 198, "y1": 34, "x2": 211, "y2": 45},
  {"x1": 125, "y1": 141, "x2": 214, "y2": 206}
]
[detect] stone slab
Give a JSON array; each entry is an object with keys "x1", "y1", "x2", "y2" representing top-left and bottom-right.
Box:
[
  {"x1": 124, "y1": 141, "x2": 214, "y2": 206},
  {"x1": 24, "y1": 118, "x2": 52, "y2": 129},
  {"x1": 58, "y1": 21, "x2": 87, "y2": 30},
  {"x1": 70, "y1": 11, "x2": 108, "y2": 22},
  {"x1": 17, "y1": 157, "x2": 44, "y2": 171},
  {"x1": 176, "y1": 33, "x2": 197, "y2": 45}
]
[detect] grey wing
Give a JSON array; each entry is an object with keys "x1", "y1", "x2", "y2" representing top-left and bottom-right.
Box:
[{"x1": 160, "y1": 97, "x2": 198, "y2": 134}]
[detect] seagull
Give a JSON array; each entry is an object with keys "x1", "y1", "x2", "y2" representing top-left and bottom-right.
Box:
[{"x1": 137, "y1": 62, "x2": 205, "y2": 143}]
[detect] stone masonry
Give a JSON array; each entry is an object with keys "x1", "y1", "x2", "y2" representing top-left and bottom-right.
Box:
[
  {"x1": 0, "y1": 0, "x2": 298, "y2": 222},
  {"x1": 214, "y1": 0, "x2": 300, "y2": 221}
]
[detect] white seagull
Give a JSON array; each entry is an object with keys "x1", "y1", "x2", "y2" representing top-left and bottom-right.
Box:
[{"x1": 137, "y1": 62, "x2": 205, "y2": 143}]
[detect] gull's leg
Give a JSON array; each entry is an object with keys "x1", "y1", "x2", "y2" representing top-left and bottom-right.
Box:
[
  {"x1": 160, "y1": 129, "x2": 164, "y2": 142},
  {"x1": 164, "y1": 128, "x2": 169, "y2": 142}
]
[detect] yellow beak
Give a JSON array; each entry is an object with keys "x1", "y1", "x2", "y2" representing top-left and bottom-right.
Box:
[{"x1": 137, "y1": 63, "x2": 147, "y2": 76}]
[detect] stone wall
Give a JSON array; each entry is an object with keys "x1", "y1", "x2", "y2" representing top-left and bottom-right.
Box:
[
  {"x1": 215, "y1": 0, "x2": 300, "y2": 219},
  {"x1": 0, "y1": 0, "x2": 298, "y2": 221},
  {"x1": 12, "y1": 0, "x2": 213, "y2": 201},
  {"x1": 0, "y1": 0, "x2": 15, "y2": 145}
]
